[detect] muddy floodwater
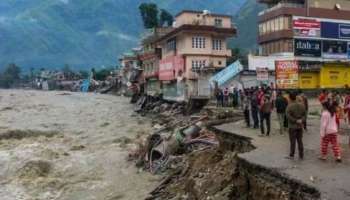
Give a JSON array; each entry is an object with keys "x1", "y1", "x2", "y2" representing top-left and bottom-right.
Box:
[{"x1": 0, "y1": 89, "x2": 158, "y2": 200}]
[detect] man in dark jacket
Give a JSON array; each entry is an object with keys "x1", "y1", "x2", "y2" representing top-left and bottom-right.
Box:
[
  {"x1": 286, "y1": 92, "x2": 306, "y2": 160},
  {"x1": 275, "y1": 91, "x2": 288, "y2": 135},
  {"x1": 260, "y1": 94, "x2": 273, "y2": 136},
  {"x1": 251, "y1": 91, "x2": 259, "y2": 129}
]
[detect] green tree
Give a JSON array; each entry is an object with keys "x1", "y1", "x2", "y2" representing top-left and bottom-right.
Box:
[
  {"x1": 95, "y1": 68, "x2": 113, "y2": 81},
  {"x1": 139, "y1": 3, "x2": 159, "y2": 29},
  {"x1": 159, "y1": 9, "x2": 173, "y2": 27},
  {"x1": 227, "y1": 48, "x2": 248, "y2": 66},
  {"x1": 0, "y1": 63, "x2": 21, "y2": 88}
]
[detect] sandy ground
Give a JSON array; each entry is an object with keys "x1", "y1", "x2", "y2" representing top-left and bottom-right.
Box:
[{"x1": 0, "y1": 89, "x2": 159, "y2": 200}]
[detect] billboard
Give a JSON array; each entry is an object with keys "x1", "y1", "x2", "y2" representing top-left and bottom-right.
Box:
[
  {"x1": 321, "y1": 22, "x2": 350, "y2": 39},
  {"x1": 256, "y1": 68, "x2": 269, "y2": 81},
  {"x1": 294, "y1": 39, "x2": 322, "y2": 57},
  {"x1": 323, "y1": 40, "x2": 348, "y2": 59},
  {"x1": 159, "y1": 56, "x2": 184, "y2": 81},
  {"x1": 275, "y1": 60, "x2": 299, "y2": 89},
  {"x1": 293, "y1": 18, "x2": 320, "y2": 37}
]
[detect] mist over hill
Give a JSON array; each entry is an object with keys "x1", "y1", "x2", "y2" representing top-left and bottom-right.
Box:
[{"x1": 0, "y1": 0, "x2": 261, "y2": 71}]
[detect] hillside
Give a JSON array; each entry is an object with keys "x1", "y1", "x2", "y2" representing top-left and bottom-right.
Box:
[
  {"x1": 230, "y1": 0, "x2": 265, "y2": 53},
  {"x1": 0, "y1": 0, "x2": 256, "y2": 71}
]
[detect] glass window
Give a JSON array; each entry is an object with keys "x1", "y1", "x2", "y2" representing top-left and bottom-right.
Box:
[{"x1": 214, "y1": 18, "x2": 223, "y2": 27}]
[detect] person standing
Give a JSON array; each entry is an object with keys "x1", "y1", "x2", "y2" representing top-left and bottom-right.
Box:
[
  {"x1": 319, "y1": 90, "x2": 328, "y2": 104},
  {"x1": 299, "y1": 92, "x2": 309, "y2": 131},
  {"x1": 286, "y1": 92, "x2": 306, "y2": 160},
  {"x1": 275, "y1": 91, "x2": 288, "y2": 135},
  {"x1": 260, "y1": 95, "x2": 273, "y2": 136},
  {"x1": 251, "y1": 90, "x2": 260, "y2": 129},
  {"x1": 243, "y1": 90, "x2": 251, "y2": 127},
  {"x1": 215, "y1": 88, "x2": 222, "y2": 107},
  {"x1": 223, "y1": 88, "x2": 229, "y2": 107},
  {"x1": 344, "y1": 91, "x2": 350, "y2": 125},
  {"x1": 319, "y1": 102, "x2": 342, "y2": 162},
  {"x1": 233, "y1": 88, "x2": 239, "y2": 108}
]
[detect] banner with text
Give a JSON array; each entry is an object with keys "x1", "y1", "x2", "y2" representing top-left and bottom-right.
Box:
[
  {"x1": 256, "y1": 67, "x2": 269, "y2": 82},
  {"x1": 275, "y1": 60, "x2": 299, "y2": 89},
  {"x1": 293, "y1": 17, "x2": 321, "y2": 37}
]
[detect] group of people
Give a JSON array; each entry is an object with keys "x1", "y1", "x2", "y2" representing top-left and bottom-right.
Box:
[
  {"x1": 216, "y1": 85, "x2": 350, "y2": 162},
  {"x1": 215, "y1": 86, "x2": 242, "y2": 108}
]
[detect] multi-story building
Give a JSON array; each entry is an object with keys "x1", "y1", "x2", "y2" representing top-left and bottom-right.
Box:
[
  {"x1": 139, "y1": 27, "x2": 173, "y2": 96},
  {"x1": 156, "y1": 10, "x2": 236, "y2": 101},
  {"x1": 258, "y1": 0, "x2": 350, "y2": 89}
]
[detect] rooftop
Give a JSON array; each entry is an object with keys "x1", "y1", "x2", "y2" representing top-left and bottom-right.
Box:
[
  {"x1": 156, "y1": 24, "x2": 236, "y2": 43},
  {"x1": 175, "y1": 10, "x2": 232, "y2": 18}
]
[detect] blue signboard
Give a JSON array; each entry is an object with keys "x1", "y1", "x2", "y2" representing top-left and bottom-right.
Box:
[
  {"x1": 210, "y1": 61, "x2": 243, "y2": 87},
  {"x1": 339, "y1": 24, "x2": 350, "y2": 39},
  {"x1": 321, "y1": 22, "x2": 350, "y2": 39}
]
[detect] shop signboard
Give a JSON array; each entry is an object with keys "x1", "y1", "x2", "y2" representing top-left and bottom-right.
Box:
[
  {"x1": 293, "y1": 18, "x2": 320, "y2": 37},
  {"x1": 339, "y1": 24, "x2": 350, "y2": 39},
  {"x1": 275, "y1": 60, "x2": 299, "y2": 89},
  {"x1": 256, "y1": 67, "x2": 269, "y2": 81},
  {"x1": 321, "y1": 22, "x2": 350, "y2": 39},
  {"x1": 322, "y1": 40, "x2": 348, "y2": 59},
  {"x1": 294, "y1": 39, "x2": 322, "y2": 57},
  {"x1": 159, "y1": 56, "x2": 184, "y2": 81}
]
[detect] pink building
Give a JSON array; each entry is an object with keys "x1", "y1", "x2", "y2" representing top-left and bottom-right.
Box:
[{"x1": 156, "y1": 10, "x2": 237, "y2": 101}]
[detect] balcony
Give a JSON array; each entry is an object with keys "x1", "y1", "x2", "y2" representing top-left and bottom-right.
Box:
[{"x1": 258, "y1": 3, "x2": 304, "y2": 16}]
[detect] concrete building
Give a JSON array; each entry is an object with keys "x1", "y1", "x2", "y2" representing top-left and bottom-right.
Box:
[
  {"x1": 156, "y1": 10, "x2": 236, "y2": 101},
  {"x1": 257, "y1": 0, "x2": 350, "y2": 89},
  {"x1": 139, "y1": 27, "x2": 173, "y2": 96}
]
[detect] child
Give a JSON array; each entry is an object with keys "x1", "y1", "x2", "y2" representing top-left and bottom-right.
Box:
[{"x1": 319, "y1": 102, "x2": 342, "y2": 162}]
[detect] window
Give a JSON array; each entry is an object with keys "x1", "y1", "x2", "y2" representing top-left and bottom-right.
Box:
[
  {"x1": 192, "y1": 37, "x2": 206, "y2": 48},
  {"x1": 218, "y1": 61, "x2": 222, "y2": 65},
  {"x1": 212, "y1": 39, "x2": 223, "y2": 50},
  {"x1": 166, "y1": 38, "x2": 176, "y2": 52},
  {"x1": 192, "y1": 60, "x2": 206, "y2": 70},
  {"x1": 214, "y1": 18, "x2": 223, "y2": 27}
]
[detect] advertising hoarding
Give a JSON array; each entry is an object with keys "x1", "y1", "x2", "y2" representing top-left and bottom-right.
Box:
[
  {"x1": 294, "y1": 39, "x2": 322, "y2": 57},
  {"x1": 321, "y1": 22, "x2": 350, "y2": 39},
  {"x1": 293, "y1": 18, "x2": 320, "y2": 37},
  {"x1": 256, "y1": 68, "x2": 269, "y2": 81},
  {"x1": 275, "y1": 60, "x2": 299, "y2": 89},
  {"x1": 322, "y1": 40, "x2": 348, "y2": 59}
]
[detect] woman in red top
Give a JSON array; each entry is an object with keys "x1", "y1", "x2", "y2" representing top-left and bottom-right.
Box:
[
  {"x1": 344, "y1": 91, "x2": 350, "y2": 125},
  {"x1": 319, "y1": 90, "x2": 328, "y2": 104}
]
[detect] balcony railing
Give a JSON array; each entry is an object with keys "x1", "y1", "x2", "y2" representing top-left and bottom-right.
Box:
[{"x1": 258, "y1": 3, "x2": 304, "y2": 16}]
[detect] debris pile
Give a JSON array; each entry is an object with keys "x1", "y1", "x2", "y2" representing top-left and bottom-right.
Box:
[{"x1": 128, "y1": 114, "x2": 220, "y2": 175}]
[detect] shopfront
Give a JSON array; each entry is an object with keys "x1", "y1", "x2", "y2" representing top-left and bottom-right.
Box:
[
  {"x1": 320, "y1": 63, "x2": 350, "y2": 88},
  {"x1": 299, "y1": 72, "x2": 319, "y2": 89}
]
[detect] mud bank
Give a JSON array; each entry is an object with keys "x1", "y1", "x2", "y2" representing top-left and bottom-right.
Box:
[{"x1": 147, "y1": 126, "x2": 321, "y2": 200}]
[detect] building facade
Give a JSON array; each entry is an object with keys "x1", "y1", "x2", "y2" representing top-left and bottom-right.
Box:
[
  {"x1": 257, "y1": 0, "x2": 350, "y2": 89},
  {"x1": 139, "y1": 27, "x2": 173, "y2": 96},
  {"x1": 157, "y1": 10, "x2": 236, "y2": 101}
]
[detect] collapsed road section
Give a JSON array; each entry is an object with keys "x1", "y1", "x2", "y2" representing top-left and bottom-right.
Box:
[{"x1": 129, "y1": 96, "x2": 322, "y2": 200}]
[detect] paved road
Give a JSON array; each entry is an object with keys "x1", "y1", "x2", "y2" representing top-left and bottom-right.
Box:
[{"x1": 216, "y1": 107, "x2": 350, "y2": 200}]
